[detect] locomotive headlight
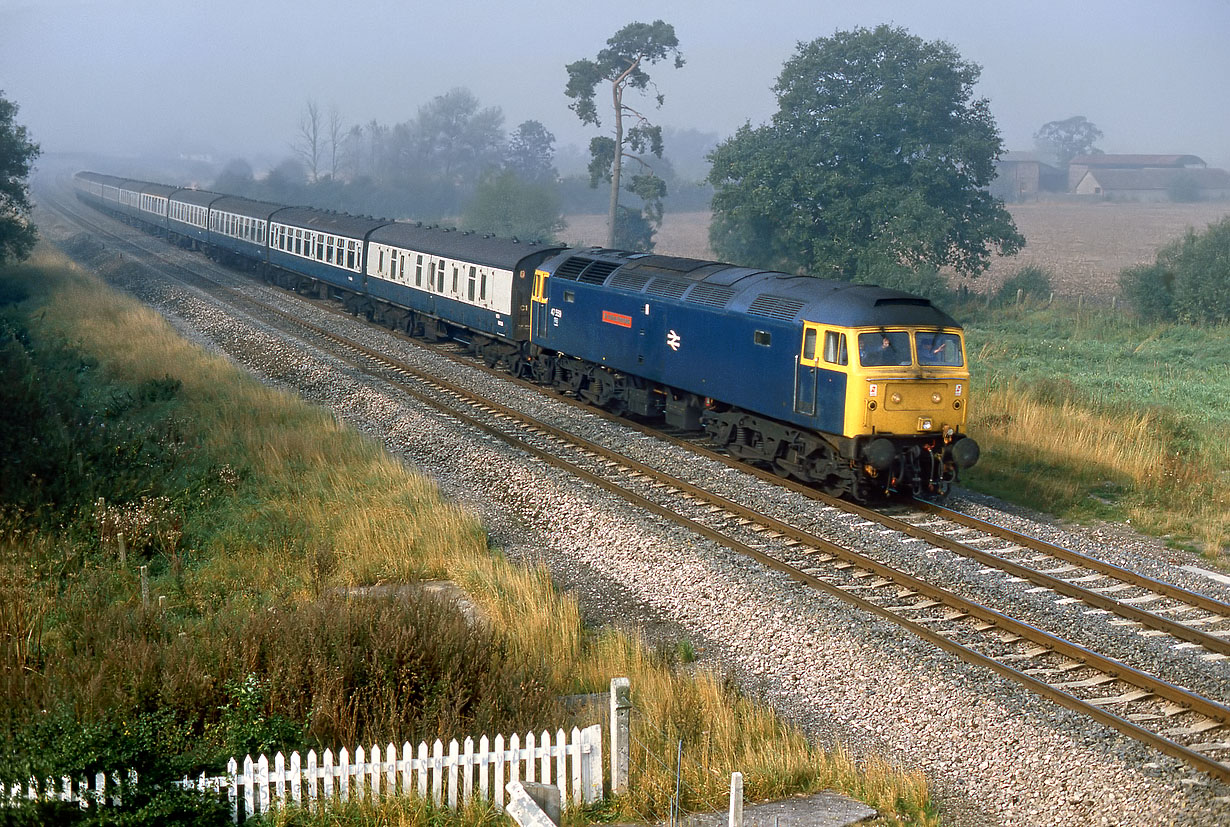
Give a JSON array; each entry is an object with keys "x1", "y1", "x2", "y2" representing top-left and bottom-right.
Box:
[
  {"x1": 890, "y1": 392, "x2": 902, "y2": 404},
  {"x1": 931, "y1": 392, "x2": 942, "y2": 404}
]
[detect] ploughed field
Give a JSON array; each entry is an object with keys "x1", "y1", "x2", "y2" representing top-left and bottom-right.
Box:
[{"x1": 565, "y1": 201, "x2": 1230, "y2": 298}]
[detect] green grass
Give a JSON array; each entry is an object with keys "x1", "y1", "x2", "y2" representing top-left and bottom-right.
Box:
[
  {"x1": 0, "y1": 245, "x2": 940, "y2": 826},
  {"x1": 956, "y1": 297, "x2": 1230, "y2": 557}
]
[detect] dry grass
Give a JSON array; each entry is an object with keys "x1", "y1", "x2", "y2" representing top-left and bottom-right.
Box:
[{"x1": 970, "y1": 385, "x2": 1229, "y2": 555}]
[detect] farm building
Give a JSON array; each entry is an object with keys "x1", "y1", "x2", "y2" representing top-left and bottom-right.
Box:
[
  {"x1": 1066, "y1": 153, "x2": 1208, "y2": 190},
  {"x1": 991, "y1": 152, "x2": 1066, "y2": 202},
  {"x1": 1073, "y1": 166, "x2": 1230, "y2": 201}
]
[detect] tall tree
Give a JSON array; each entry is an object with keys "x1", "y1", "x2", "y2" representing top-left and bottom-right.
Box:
[
  {"x1": 326, "y1": 105, "x2": 346, "y2": 181},
  {"x1": 0, "y1": 91, "x2": 39, "y2": 266},
  {"x1": 294, "y1": 100, "x2": 323, "y2": 183},
  {"x1": 505, "y1": 120, "x2": 557, "y2": 183},
  {"x1": 1034, "y1": 115, "x2": 1103, "y2": 167},
  {"x1": 707, "y1": 25, "x2": 1023, "y2": 281},
  {"x1": 407, "y1": 88, "x2": 504, "y2": 186},
  {"x1": 565, "y1": 20, "x2": 684, "y2": 249}
]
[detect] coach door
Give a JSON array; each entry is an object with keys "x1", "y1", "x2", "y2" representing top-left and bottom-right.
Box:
[
  {"x1": 795, "y1": 323, "x2": 821, "y2": 416},
  {"x1": 532, "y1": 269, "x2": 550, "y2": 341}
]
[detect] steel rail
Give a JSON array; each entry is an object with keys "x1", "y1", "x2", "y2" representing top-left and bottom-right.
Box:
[{"x1": 911, "y1": 498, "x2": 1230, "y2": 617}]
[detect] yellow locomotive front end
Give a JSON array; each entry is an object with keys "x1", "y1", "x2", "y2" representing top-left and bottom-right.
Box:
[{"x1": 846, "y1": 328, "x2": 979, "y2": 496}]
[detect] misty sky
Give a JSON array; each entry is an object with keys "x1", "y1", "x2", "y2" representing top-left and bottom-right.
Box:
[{"x1": 3, "y1": 0, "x2": 1228, "y2": 171}]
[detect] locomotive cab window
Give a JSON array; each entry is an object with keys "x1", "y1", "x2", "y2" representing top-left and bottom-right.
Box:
[
  {"x1": 858, "y1": 331, "x2": 911, "y2": 367},
  {"x1": 916, "y1": 331, "x2": 964, "y2": 367},
  {"x1": 802, "y1": 327, "x2": 818, "y2": 361},
  {"x1": 563, "y1": 290, "x2": 575, "y2": 303},
  {"x1": 823, "y1": 331, "x2": 848, "y2": 366},
  {"x1": 753, "y1": 330, "x2": 771, "y2": 347}
]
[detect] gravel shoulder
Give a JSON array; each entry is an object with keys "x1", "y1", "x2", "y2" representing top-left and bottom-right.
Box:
[{"x1": 45, "y1": 217, "x2": 1230, "y2": 826}]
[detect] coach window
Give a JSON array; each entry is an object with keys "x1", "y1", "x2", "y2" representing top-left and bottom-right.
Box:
[
  {"x1": 467, "y1": 266, "x2": 476, "y2": 301},
  {"x1": 416, "y1": 255, "x2": 424, "y2": 286},
  {"x1": 347, "y1": 241, "x2": 356, "y2": 270},
  {"x1": 480, "y1": 272, "x2": 487, "y2": 300},
  {"x1": 428, "y1": 261, "x2": 436, "y2": 289},
  {"x1": 824, "y1": 331, "x2": 848, "y2": 366},
  {"x1": 378, "y1": 249, "x2": 385, "y2": 273},
  {"x1": 316, "y1": 235, "x2": 324, "y2": 260},
  {"x1": 452, "y1": 266, "x2": 459, "y2": 294},
  {"x1": 437, "y1": 260, "x2": 446, "y2": 292},
  {"x1": 295, "y1": 230, "x2": 302, "y2": 255},
  {"x1": 325, "y1": 238, "x2": 334, "y2": 263},
  {"x1": 399, "y1": 254, "x2": 406, "y2": 282}
]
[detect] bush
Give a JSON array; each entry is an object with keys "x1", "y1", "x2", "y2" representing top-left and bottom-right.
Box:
[
  {"x1": 1119, "y1": 217, "x2": 1230, "y2": 324},
  {"x1": 1119, "y1": 261, "x2": 1173, "y2": 320},
  {"x1": 996, "y1": 265, "x2": 1053, "y2": 304}
]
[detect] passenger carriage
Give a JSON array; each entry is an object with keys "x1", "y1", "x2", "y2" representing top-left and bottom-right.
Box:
[
  {"x1": 364, "y1": 222, "x2": 561, "y2": 357},
  {"x1": 267, "y1": 208, "x2": 385, "y2": 293},
  {"x1": 206, "y1": 195, "x2": 285, "y2": 268},
  {"x1": 168, "y1": 188, "x2": 223, "y2": 249}
]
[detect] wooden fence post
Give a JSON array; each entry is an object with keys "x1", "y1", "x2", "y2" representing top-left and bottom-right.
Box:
[{"x1": 610, "y1": 677, "x2": 630, "y2": 795}]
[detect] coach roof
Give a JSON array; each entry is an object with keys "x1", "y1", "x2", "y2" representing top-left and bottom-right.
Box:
[
  {"x1": 272, "y1": 206, "x2": 388, "y2": 238},
  {"x1": 170, "y1": 188, "x2": 224, "y2": 208},
  {"x1": 370, "y1": 222, "x2": 563, "y2": 270},
  {"x1": 208, "y1": 195, "x2": 289, "y2": 221}
]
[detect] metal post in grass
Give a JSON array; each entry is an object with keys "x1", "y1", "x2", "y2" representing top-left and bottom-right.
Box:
[
  {"x1": 610, "y1": 678, "x2": 630, "y2": 795},
  {"x1": 140, "y1": 565, "x2": 149, "y2": 609},
  {"x1": 117, "y1": 533, "x2": 126, "y2": 568},
  {"x1": 728, "y1": 772, "x2": 743, "y2": 827}
]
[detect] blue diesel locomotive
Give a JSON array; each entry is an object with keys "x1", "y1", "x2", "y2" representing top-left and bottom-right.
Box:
[{"x1": 74, "y1": 170, "x2": 979, "y2": 499}]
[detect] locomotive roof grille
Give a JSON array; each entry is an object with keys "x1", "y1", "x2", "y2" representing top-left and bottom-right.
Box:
[
  {"x1": 747, "y1": 294, "x2": 807, "y2": 321},
  {"x1": 609, "y1": 272, "x2": 652, "y2": 292},
  {"x1": 554, "y1": 256, "x2": 592, "y2": 280},
  {"x1": 645, "y1": 278, "x2": 690, "y2": 299},
  {"x1": 686, "y1": 283, "x2": 736, "y2": 308},
  {"x1": 578, "y1": 260, "x2": 620, "y2": 285}
]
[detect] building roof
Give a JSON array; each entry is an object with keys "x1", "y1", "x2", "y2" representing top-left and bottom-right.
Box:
[
  {"x1": 1070, "y1": 154, "x2": 1206, "y2": 168},
  {"x1": 1080, "y1": 167, "x2": 1230, "y2": 191},
  {"x1": 997, "y1": 151, "x2": 1060, "y2": 170}
]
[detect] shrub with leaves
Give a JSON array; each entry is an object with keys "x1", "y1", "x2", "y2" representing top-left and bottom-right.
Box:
[
  {"x1": 1120, "y1": 217, "x2": 1230, "y2": 324},
  {"x1": 996, "y1": 265, "x2": 1053, "y2": 305}
]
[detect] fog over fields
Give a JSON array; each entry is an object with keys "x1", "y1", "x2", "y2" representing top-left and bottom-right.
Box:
[{"x1": 2, "y1": 0, "x2": 1228, "y2": 171}]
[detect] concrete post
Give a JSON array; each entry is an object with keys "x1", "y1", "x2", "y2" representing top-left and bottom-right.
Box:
[
  {"x1": 728, "y1": 772, "x2": 743, "y2": 827},
  {"x1": 505, "y1": 781, "x2": 559, "y2": 827},
  {"x1": 521, "y1": 781, "x2": 561, "y2": 825},
  {"x1": 610, "y1": 677, "x2": 630, "y2": 795}
]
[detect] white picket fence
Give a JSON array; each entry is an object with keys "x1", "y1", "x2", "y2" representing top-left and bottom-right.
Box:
[{"x1": 7, "y1": 724, "x2": 603, "y2": 823}]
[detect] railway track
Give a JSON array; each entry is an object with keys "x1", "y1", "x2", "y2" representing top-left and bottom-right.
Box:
[{"x1": 43, "y1": 182, "x2": 1230, "y2": 784}]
